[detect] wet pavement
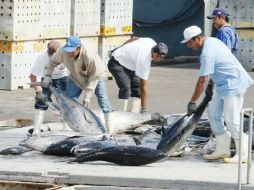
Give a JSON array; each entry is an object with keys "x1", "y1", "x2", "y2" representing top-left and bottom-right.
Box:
[{"x1": 0, "y1": 62, "x2": 254, "y2": 189}]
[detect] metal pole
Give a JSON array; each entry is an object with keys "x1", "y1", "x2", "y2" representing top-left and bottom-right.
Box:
[
  {"x1": 238, "y1": 108, "x2": 253, "y2": 189},
  {"x1": 238, "y1": 111, "x2": 244, "y2": 190},
  {"x1": 246, "y1": 109, "x2": 253, "y2": 184}
]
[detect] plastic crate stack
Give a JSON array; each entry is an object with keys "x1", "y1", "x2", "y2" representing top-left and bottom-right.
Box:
[
  {"x1": 98, "y1": 0, "x2": 133, "y2": 78},
  {"x1": 0, "y1": 0, "x2": 71, "y2": 90},
  {"x1": 0, "y1": 0, "x2": 134, "y2": 90}
]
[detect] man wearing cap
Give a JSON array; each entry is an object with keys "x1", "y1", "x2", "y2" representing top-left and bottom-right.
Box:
[
  {"x1": 181, "y1": 25, "x2": 253, "y2": 163},
  {"x1": 30, "y1": 40, "x2": 68, "y2": 136},
  {"x1": 42, "y1": 36, "x2": 113, "y2": 133},
  {"x1": 108, "y1": 37, "x2": 168, "y2": 113},
  {"x1": 207, "y1": 8, "x2": 239, "y2": 55}
]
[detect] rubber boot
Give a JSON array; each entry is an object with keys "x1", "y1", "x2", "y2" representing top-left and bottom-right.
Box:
[
  {"x1": 128, "y1": 97, "x2": 141, "y2": 113},
  {"x1": 203, "y1": 131, "x2": 231, "y2": 160},
  {"x1": 104, "y1": 112, "x2": 113, "y2": 134},
  {"x1": 118, "y1": 99, "x2": 128, "y2": 111},
  {"x1": 224, "y1": 133, "x2": 248, "y2": 163},
  {"x1": 33, "y1": 110, "x2": 45, "y2": 136}
]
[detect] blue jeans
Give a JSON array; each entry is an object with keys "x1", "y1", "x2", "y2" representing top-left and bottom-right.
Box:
[
  {"x1": 64, "y1": 78, "x2": 112, "y2": 113},
  {"x1": 208, "y1": 91, "x2": 244, "y2": 139},
  {"x1": 43, "y1": 76, "x2": 68, "y2": 101},
  {"x1": 35, "y1": 76, "x2": 68, "y2": 110}
]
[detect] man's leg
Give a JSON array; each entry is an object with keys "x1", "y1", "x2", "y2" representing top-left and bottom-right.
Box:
[
  {"x1": 108, "y1": 57, "x2": 130, "y2": 111},
  {"x1": 64, "y1": 78, "x2": 82, "y2": 101},
  {"x1": 204, "y1": 92, "x2": 231, "y2": 160},
  {"x1": 94, "y1": 77, "x2": 112, "y2": 113},
  {"x1": 128, "y1": 73, "x2": 141, "y2": 113},
  {"x1": 223, "y1": 94, "x2": 247, "y2": 163}
]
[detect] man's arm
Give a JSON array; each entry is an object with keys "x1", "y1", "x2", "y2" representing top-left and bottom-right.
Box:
[
  {"x1": 29, "y1": 74, "x2": 42, "y2": 92},
  {"x1": 140, "y1": 79, "x2": 148, "y2": 111},
  {"x1": 190, "y1": 75, "x2": 209, "y2": 102}
]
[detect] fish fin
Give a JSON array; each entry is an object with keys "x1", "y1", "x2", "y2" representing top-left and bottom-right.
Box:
[
  {"x1": 161, "y1": 126, "x2": 165, "y2": 135},
  {"x1": 132, "y1": 137, "x2": 142, "y2": 145}
]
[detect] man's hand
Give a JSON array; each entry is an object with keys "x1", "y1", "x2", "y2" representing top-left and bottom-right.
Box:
[
  {"x1": 187, "y1": 101, "x2": 197, "y2": 116},
  {"x1": 141, "y1": 107, "x2": 147, "y2": 114},
  {"x1": 34, "y1": 91, "x2": 48, "y2": 110},
  {"x1": 41, "y1": 76, "x2": 52, "y2": 88},
  {"x1": 83, "y1": 98, "x2": 90, "y2": 107}
]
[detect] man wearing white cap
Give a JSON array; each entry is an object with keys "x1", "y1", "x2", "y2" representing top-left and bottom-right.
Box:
[{"x1": 181, "y1": 26, "x2": 253, "y2": 163}]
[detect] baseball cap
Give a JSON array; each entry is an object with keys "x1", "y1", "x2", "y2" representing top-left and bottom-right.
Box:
[
  {"x1": 181, "y1": 26, "x2": 202, "y2": 43},
  {"x1": 207, "y1": 8, "x2": 230, "y2": 19},
  {"x1": 153, "y1": 43, "x2": 168, "y2": 55},
  {"x1": 62, "y1": 36, "x2": 81, "y2": 52}
]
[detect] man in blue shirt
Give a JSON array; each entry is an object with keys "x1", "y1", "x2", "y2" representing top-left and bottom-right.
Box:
[
  {"x1": 181, "y1": 26, "x2": 253, "y2": 163},
  {"x1": 207, "y1": 8, "x2": 239, "y2": 55}
]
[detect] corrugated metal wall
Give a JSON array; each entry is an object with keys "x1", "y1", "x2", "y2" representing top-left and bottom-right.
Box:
[{"x1": 133, "y1": 0, "x2": 204, "y2": 58}]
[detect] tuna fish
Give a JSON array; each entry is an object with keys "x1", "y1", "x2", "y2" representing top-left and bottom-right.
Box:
[
  {"x1": 156, "y1": 82, "x2": 214, "y2": 155},
  {"x1": 73, "y1": 145, "x2": 167, "y2": 166},
  {"x1": 71, "y1": 139, "x2": 117, "y2": 157},
  {"x1": 49, "y1": 85, "x2": 105, "y2": 134},
  {"x1": 0, "y1": 146, "x2": 32, "y2": 155}
]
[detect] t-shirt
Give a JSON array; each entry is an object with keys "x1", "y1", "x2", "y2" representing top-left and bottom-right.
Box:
[
  {"x1": 30, "y1": 51, "x2": 68, "y2": 79},
  {"x1": 112, "y1": 38, "x2": 156, "y2": 80},
  {"x1": 199, "y1": 37, "x2": 253, "y2": 96},
  {"x1": 216, "y1": 24, "x2": 239, "y2": 55}
]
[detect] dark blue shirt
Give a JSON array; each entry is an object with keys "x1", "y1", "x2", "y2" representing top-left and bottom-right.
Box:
[{"x1": 216, "y1": 24, "x2": 239, "y2": 55}]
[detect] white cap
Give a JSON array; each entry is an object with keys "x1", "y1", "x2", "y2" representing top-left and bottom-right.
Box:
[{"x1": 181, "y1": 26, "x2": 202, "y2": 43}]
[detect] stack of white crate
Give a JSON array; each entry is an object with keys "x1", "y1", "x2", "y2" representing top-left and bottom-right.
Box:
[
  {"x1": 98, "y1": 0, "x2": 133, "y2": 77},
  {"x1": 0, "y1": 0, "x2": 71, "y2": 90},
  {"x1": 70, "y1": 0, "x2": 101, "y2": 53},
  {"x1": 0, "y1": 0, "x2": 134, "y2": 90}
]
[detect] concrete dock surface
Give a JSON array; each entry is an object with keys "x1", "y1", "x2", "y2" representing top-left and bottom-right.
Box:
[{"x1": 0, "y1": 62, "x2": 254, "y2": 190}]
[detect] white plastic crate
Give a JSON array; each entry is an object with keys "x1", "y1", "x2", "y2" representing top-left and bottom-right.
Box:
[
  {"x1": 41, "y1": 0, "x2": 71, "y2": 39},
  {"x1": 0, "y1": 39, "x2": 65, "y2": 90},
  {"x1": 100, "y1": 0, "x2": 133, "y2": 36},
  {"x1": 0, "y1": 0, "x2": 71, "y2": 41},
  {"x1": 0, "y1": 37, "x2": 99, "y2": 90},
  {"x1": 0, "y1": 0, "x2": 42, "y2": 41},
  {"x1": 71, "y1": 0, "x2": 101, "y2": 37},
  {"x1": 80, "y1": 36, "x2": 99, "y2": 54},
  {"x1": 98, "y1": 35, "x2": 131, "y2": 78},
  {"x1": 0, "y1": 40, "x2": 45, "y2": 90}
]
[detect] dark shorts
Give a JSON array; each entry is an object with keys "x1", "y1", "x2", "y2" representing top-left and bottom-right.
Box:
[{"x1": 108, "y1": 57, "x2": 140, "y2": 99}]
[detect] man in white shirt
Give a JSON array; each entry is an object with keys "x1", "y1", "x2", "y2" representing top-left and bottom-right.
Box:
[
  {"x1": 108, "y1": 37, "x2": 168, "y2": 113},
  {"x1": 29, "y1": 40, "x2": 69, "y2": 136}
]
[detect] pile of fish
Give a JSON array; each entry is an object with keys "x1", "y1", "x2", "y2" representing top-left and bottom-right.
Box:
[{"x1": 1, "y1": 83, "x2": 254, "y2": 166}]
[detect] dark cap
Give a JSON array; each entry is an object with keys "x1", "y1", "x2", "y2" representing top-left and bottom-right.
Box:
[
  {"x1": 207, "y1": 8, "x2": 230, "y2": 19},
  {"x1": 153, "y1": 43, "x2": 168, "y2": 55}
]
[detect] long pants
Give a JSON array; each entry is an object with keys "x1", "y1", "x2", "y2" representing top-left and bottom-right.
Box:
[
  {"x1": 208, "y1": 91, "x2": 244, "y2": 139},
  {"x1": 108, "y1": 56, "x2": 140, "y2": 99},
  {"x1": 35, "y1": 76, "x2": 68, "y2": 110},
  {"x1": 42, "y1": 76, "x2": 68, "y2": 101},
  {"x1": 64, "y1": 78, "x2": 112, "y2": 113}
]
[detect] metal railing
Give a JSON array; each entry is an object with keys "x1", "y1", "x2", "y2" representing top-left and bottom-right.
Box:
[{"x1": 238, "y1": 108, "x2": 253, "y2": 190}]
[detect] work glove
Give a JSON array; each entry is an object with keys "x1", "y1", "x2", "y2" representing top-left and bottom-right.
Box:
[
  {"x1": 187, "y1": 101, "x2": 197, "y2": 116},
  {"x1": 34, "y1": 91, "x2": 48, "y2": 110},
  {"x1": 83, "y1": 98, "x2": 90, "y2": 107},
  {"x1": 141, "y1": 107, "x2": 148, "y2": 114},
  {"x1": 41, "y1": 76, "x2": 52, "y2": 88}
]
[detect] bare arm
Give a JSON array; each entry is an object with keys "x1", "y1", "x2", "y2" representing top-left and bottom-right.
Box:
[
  {"x1": 190, "y1": 76, "x2": 209, "y2": 102},
  {"x1": 29, "y1": 74, "x2": 42, "y2": 92},
  {"x1": 140, "y1": 79, "x2": 148, "y2": 109}
]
